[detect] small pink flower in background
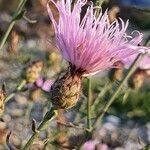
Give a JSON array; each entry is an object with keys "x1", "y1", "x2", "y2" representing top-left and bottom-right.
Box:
[
  {"x1": 83, "y1": 140, "x2": 99, "y2": 150},
  {"x1": 26, "y1": 77, "x2": 53, "y2": 92},
  {"x1": 123, "y1": 55, "x2": 150, "y2": 70},
  {"x1": 47, "y1": 0, "x2": 148, "y2": 76},
  {"x1": 123, "y1": 54, "x2": 150, "y2": 89},
  {"x1": 83, "y1": 140, "x2": 109, "y2": 150},
  {"x1": 35, "y1": 78, "x2": 53, "y2": 92},
  {"x1": 35, "y1": 77, "x2": 44, "y2": 87}
]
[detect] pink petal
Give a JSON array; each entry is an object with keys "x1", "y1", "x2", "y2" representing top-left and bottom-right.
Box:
[{"x1": 41, "y1": 80, "x2": 53, "y2": 92}]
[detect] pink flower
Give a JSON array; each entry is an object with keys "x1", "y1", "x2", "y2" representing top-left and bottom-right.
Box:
[
  {"x1": 36, "y1": 77, "x2": 53, "y2": 92},
  {"x1": 47, "y1": 0, "x2": 147, "y2": 76},
  {"x1": 83, "y1": 140, "x2": 99, "y2": 150},
  {"x1": 123, "y1": 54, "x2": 150, "y2": 70},
  {"x1": 26, "y1": 77, "x2": 53, "y2": 92}
]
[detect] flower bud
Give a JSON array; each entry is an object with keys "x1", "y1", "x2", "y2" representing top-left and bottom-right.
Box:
[
  {"x1": 109, "y1": 61, "x2": 124, "y2": 81},
  {"x1": 129, "y1": 69, "x2": 146, "y2": 90},
  {"x1": 26, "y1": 60, "x2": 44, "y2": 83},
  {"x1": 8, "y1": 31, "x2": 19, "y2": 54}
]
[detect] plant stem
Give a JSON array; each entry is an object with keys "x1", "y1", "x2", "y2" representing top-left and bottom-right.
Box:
[
  {"x1": 23, "y1": 107, "x2": 58, "y2": 150},
  {"x1": 95, "y1": 0, "x2": 105, "y2": 7},
  {"x1": 0, "y1": 0, "x2": 28, "y2": 51},
  {"x1": 95, "y1": 0, "x2": 105, "y2": 16},
  {"x1": 87, "y1": 78, "x2": 92, "y2": 132},
  {"x1": 25, "y1": 101, "x2": 33, "y2": 122},
  {"x1": 122, "y1": 88, "x2": 131, "y2": 104},
  {"x1": 74, "y1": 95, "x2": 87, "y2": 123},
  {"x1": 0, "y1": 21, "x2": 16, "y2": 51},
  {"x1": 91, "y1": 81, "x2": 112, "y2": 112},
  {"x1": 5, "y1": 80, "x2": 26, "y2": 102},
  {"x1": 93, "y1": 53, "x2": 144, "y2": 129}
]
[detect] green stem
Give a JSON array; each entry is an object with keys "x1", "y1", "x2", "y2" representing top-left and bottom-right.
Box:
[
  {"x1": 0, "y1": 21, "x2": 16, "y2": 51},
  {"x1": 122, "y1": 88, "x2": 131, "y2": 104},
  {"x1": 0, "y1": 0, "x2": 28, "y2": 51},
  {"x1": 93, "y1": 53, "x2": 144, "y2": 129},
  {"x1": 14, "y1": 0, "x2": 27, "y2": 17},
  {"x1": 95, "y1": 0, "x2": 105, "y2": 7},
  {"x1": 25, "y1": 101, "x2": 33, "y2": 122},
  {"x1": 95, "y1": 0, "x2": 105, "y2": 16},
  {"x1": 5, "y1": 80, "x2": 26, "y2": 102},
  {"x1": 17, "y1": 79, "x2": 27, "y2": 90},
  {"x1": 91, "y1": 81, "x2": 112, "y2": 112},
  {"x1": 74, "y1": 95, "x2": 87, "y2": 123},
  {"x1": 23, "y1": 108, "x2": 58, "y2": 150},
  {"x1": 87, "y1": 78, "x2": 92, "y2": 132}
]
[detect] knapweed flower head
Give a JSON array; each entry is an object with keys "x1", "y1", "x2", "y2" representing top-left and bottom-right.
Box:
[
  {"x1": 47, "y1": 0, "x2": 147, "y2": 76},
  {"x1": 47, "y1": 0, "x2": 148, "y2": 109}
]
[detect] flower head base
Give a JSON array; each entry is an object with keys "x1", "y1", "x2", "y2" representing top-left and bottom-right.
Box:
[
  {"x1": 47, "y1": 0, "x2": 147, "y2": 109},
  {"x1": 50, "y1": 68, "x2": 83, "y2": 109}
]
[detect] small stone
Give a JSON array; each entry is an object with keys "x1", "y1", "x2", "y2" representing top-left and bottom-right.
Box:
[
  {"x1": 11, "y1": 133, "x2": 22, "y2": 148},
  {"x1": 30, "y1": 141, "x2": 44, "y2": 150},
  {"x1": 15, "y1": 94, "x2": 28, "y2": 106},
  {"x1": 2, "y1": 114, "x2": 11, "y2": 122},
  {"x1": 105, "y1": 115, "x2": 120, "y2": 126},
  {"x1": 11, "y1": 109, "x2": 24, "y2": 117},
  {"x1": 0, "y1": 122, "x2": 7, "y2": 130}
]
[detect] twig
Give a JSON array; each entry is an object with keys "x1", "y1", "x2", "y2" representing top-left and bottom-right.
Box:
[
  {"x1": 5, "y1": 80, "x2": 27, "y2": 103},
  {"x1": 57, "y1": 120, "x2": 86, "y2": 130},
  {"x1": 91, "y1": 81, "x2": 112, "y2": 112},
  {"x1": 0, "y1": 0, "x2": 28, "y2": 51},
  {"x1": 74, "y1": 93, "x2": 87, "y2": 123},
  {"x1": 23, "y1": 107, "x2": 58, "y2": 150},
  {"x1": 87, "y1": 78, "x2": 92, "y2": 132},
  {"x1": 6, "y1": 131, "x2": 18, "y2": 150},
  {"x1": 32, "y1": 119, "x2": 39, "y2": 133}
]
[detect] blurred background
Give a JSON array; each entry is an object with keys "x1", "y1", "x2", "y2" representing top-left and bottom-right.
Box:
[{"x1": 0, "y1": 0, "x2": 150, "y2": 149}]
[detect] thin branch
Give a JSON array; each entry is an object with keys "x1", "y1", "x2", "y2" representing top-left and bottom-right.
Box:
[
  {"x1": 87, "y1": 78, "x2": 92, "y2": 132},
  {"x1": 0, "y1": 0, "x2": 28, "y2": 51},
  {"x1": 23, "y1": 107, "x2": 58, "y2": 150}
]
